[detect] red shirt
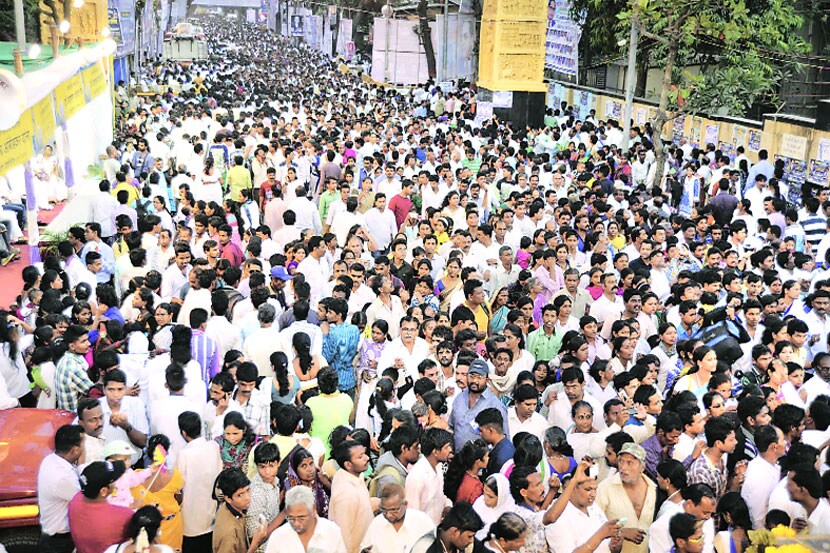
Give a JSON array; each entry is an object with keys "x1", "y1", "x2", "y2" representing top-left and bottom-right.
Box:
[
  {"x1": 219, "y1": 241, "x2": 245, "y2": 268},
  {"x1": 387, "y1": 193, "x2": 412, "y2": 229},
  {"x1": 68, "y1": 493, "x2": 132, "y2": 553},
  {"x1": 258, "y1": 180, "x2": 279, "y2": 208},
  {"x1": 456, "y1": 472, "x2": 484, "y2": 504}
]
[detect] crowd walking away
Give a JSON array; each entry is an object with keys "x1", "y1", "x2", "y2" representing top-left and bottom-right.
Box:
[{"x1": 5, "y1": 13, "x2": 830, "y2": 553}]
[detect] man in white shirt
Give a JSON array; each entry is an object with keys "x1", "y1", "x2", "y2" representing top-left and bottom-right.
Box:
[
  {"x1": 787, "y1": 465, "x2": 830, "y2": 536},
  {"x1": 149, "y1": 365, "x2": 203, "y2": 465},
  {"x1": 365, "y1": 193, "x2": 399, "y2": 253},
  {"x1": 176, "y1": 411, "x2": 223, "y2": 553},
  {"x1": 648, "y1": 483, "x2": 716, "y2": 553},
  {"x1": 203, "y1": 372, "x2": 243, "y2": 439},
  {"x1": 295, "y1": 236, "x2": 330, "y2": 305},
  {"x1": 290, "y1": 184, "x2": 322, "y2": 233},
  {"x1": 361, "y1": 483, "x2": 435, "y2": 553},
  {"x1": 591, "y1": 273, "x2": 624, "y2": 325},
  {"x1": 405, "y1": 429, "x2": 454, "y2": 525},
  {"x1": 508, "y1": 384, "x2": 548, "y2": 442},
  {"x1": 204, "y1": 291, "x2": 242, "y2": 364},
  {"x1": 742, "y1": 425, "x2": 786, "y2": 529},
  {"x1": 546, "y1": 474, "x2": 623, "y2": 553},
  {"x1": 37, "y1": 424, "x2": 83, "y2": 553},
  {"x1": 265, "y1": 486, "x2": 347, "y2": 553},
  {"x1": 99, "y1": 369, "x2": 149, "y2": 466}
]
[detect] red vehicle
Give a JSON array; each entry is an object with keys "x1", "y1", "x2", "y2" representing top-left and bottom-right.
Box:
[{"x1": 0, "y1": 409, "x2": 76, "y2": 553}]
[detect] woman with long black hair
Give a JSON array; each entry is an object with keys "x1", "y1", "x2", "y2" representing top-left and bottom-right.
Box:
[{"x1": 0, "y1": 311, "x2": 34, "y2": 407}]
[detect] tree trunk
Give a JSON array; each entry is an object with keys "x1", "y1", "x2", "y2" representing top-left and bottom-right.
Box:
[
  {"x1": 652, "y1": 40, "x2": 676, "y2": 190},
  {"x1": 418, "y1": 0, "x2": 436, "y2": 79}
]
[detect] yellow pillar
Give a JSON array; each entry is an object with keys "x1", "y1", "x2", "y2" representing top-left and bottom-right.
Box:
[{"x1": 477, "y1": 0, "x2": 547, "y2": 93}]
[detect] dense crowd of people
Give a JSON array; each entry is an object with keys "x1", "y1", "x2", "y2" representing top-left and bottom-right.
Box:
[{"x1": 3, "y1": 14, "x2": 830, "y2": 553}]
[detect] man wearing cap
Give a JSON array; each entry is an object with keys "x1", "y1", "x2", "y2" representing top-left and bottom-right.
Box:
[
  {"x1": 68, "y1": 461, "x2": 133, "y2": 553},
  {"x1": 268, "y1": 265, "x2": 293, "y2": 311},
  {"x1": 595, "y1": 442, "x2": 653, "y2": 553},
  {"x1": 448, "y1": 358, "x2": 509, "y2": 450}
]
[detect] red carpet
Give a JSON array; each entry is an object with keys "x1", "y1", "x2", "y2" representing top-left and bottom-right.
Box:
[{"x1": 0, "y1": 203, "x2": 65, "y2": 311}]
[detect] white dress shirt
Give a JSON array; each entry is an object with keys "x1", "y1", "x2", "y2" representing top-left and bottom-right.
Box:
[
  {"x1": 546, "y1": 501, "x2": 612, "y2": 553},
  {"x1": 360, "y1": 508, "x2": 436, "y2": 553},
  {"x1": 649, "y1": 507, "x2": 714, "y2": 553},
  {"x1": 507, "y1": 407, "x2": 548, "y2": 442},
  {"x1": 149, "y1": 393, "x2": 203, "y2": 465},
  {"x1": 741, "y1": 455, "x2": 781, "y2": 530},
  {"x1": 99, "y1": 395, "x2": 149, "y2": 465},
  {"x1": 264, "y1": 516, "x2": 347, "y2": 553},
  {"x1": 365, "y1": 207, "x2": 398, "y2": 250},
  {"x1": 296, "y1": 255, "x2": 329, "y2": 304},
  {"x1": 175, "y1": 436, "x2": 223, "y2": 537},
  {"x1": 205, "y1": 315, "x2": 243, "y2": 365},
  {"x1": 405, "y1": 456, "x2": 452, "y2": 525},
  {"x1": 37, "y1": 453, "x2": 80, "y2": 535},
  {"x1": 291, "y1": 197, "x2": 322, "y2": 233}
]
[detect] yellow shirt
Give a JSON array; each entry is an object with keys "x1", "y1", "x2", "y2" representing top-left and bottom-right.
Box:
[
  {"x1": 595, "y1": 473, "x2": 656, "y2": 553},
  {"x1": 111, "y1": 182, "x2": 139, "y2": 206},
  {"x1": 329, "y1": 469, "x2": 374, "y2": 553}
]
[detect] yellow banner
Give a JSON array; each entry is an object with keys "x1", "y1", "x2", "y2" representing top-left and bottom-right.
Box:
[
  {"x1": 31, "y1": 95, "x2": 57, "y2": 151},
  {"x1": 0, "y1": 114, "x2": 34, "y2": 176},
  {"x1": 82, "y1": 62, "x2": 107, "y2": 100},
  {"x1": 55, "y1": 74, "x2": 86, "y2": 121}
]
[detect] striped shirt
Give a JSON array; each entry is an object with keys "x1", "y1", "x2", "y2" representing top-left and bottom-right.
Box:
[
  {"x1": 191, "y1": 329, "x2": 220, "y2": 386},
  {"x1": 55, "y1": 352, "x2": 93, "y2": 412},
  {"x1": 801, "y1": 214, "x2": 826, "y2": 249}
]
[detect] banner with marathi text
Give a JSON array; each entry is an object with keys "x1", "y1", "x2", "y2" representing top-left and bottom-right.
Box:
[
  {"x1": 0, "y1": 114, "x2": 34, "y2": 176},
  {"x1": 55, "y1": 73, "x2": 86, "y2": 123}
]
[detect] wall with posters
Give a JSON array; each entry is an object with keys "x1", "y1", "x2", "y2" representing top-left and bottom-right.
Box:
[
  {"x1": 546, "y1": 80, "x2": 830, "y2": 189},
  {"x1": 371, "y1": 17, "x2": 435, "y2": 84}
]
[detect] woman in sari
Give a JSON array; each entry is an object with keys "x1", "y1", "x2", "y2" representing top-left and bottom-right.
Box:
[
  {"x1": 32, "y1": 145, "x2": 65, "y2": 209},
  {"x1": 435, "y1": 257, "x2": 463, "y2": 313},
  {"x1": 283, "y1": 447, "x2": 330, "y2": 517},
  {"x1": 130, "y1": 435, "x2": 184, "y2": 551}
]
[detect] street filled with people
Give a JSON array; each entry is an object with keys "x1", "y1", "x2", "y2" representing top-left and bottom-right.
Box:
[{"x1": 4, "y1": 15, "x2": 830, "y2": 553}]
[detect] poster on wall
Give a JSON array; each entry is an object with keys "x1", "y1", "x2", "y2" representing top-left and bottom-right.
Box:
[
  {"x1": 545, "y1": 0, "x2": 583, "y2": 77},
  {"x1": 689, "y1": 117, "x2": 703, "y2": 147},
  {"x1": 604, "y1": 99, "x2": 621, "y2": 121},
  {"x1": 732, "y1": 126, "x2": 748, "y2": 150},
  {"x1": 475, "y1": 102, "x2": 494, "y2": 126},
  {"x1": 780, "y1": 134, "x2": 808, "y2": 160},
  {"x1": 493, "y1": 91, "x2": 514, "y2": 109},
  {"x1": 704, "y1": 124, "x2": 719, "y2": 147},
  {"x1": 776, "y1": 155, "x2": 808, "y2": 186},
  {"x1": 808, "y1": 160, "x2": 830, "y2": 185},
  {"x1": 635, "y1": 107, "x2": 647, "y2": 126},
  {"x1": 290, "y1": 15, "x2": 304, "y2": 36},
  {"x1": 748, "y1": 130, "x2": 762, "y2": 151},
  {"x1": 671, "y1": 116, "x2": 685, "y2": 144},
  {"x1": 818, "y1": 138, "x2": 830, "y2": 162},
  {"x1": 718, "y1": 141, "x2": 735, "y2": 162}
]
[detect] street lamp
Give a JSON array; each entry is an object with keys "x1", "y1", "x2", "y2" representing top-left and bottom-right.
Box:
[
  {"x1": 59, "y1": 20, "x2": 71, "y2": 34},
  {"x1": 27, "y1": 44, "x2": 41, "y2": 59}
]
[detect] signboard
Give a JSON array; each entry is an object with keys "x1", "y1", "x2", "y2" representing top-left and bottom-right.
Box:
[
  {"x1": 107, "y1": 7, "x2": 123, "y2": 45},
  {"x1": 82, "y1": 63, "x2": 107, "y2": 101},
  {"x1": 492, "y1": 91, "x2": 514, "y2": 109},
  {"x1": 818, "y1": 138, "x2": 830, "y2": 162},
  {"x1": 290, "y1": 14, "x2": 304, "y2": 36},
  {"x1": 0, "y1": 113, "x2": 34, "y2": 176},
  {"x1": 55, "y1": 74, "x2": 85, "y2": 122},
  {"x1": 780, "y1": 133, "x2": 808, "y2": 160},
  {"x1": 544, "y1": 0, "x2": 583, "y2": 77},
  {"x1": 31, "y1": 95, "x2": 56, "y2": 152}
]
